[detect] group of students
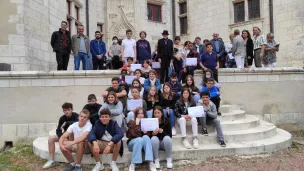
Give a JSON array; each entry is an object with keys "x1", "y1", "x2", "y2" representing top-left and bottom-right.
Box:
[{"x1": 42, "y1": 68, "x2": 225, "y2": 171}]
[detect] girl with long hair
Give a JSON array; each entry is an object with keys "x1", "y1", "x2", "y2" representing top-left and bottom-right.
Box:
[
  {"x1": 183, "y1": 75, "x2": 200, "y2": 103},
  {"x1": 144, "y1": 86, "x2": 160, "y2": 118}
]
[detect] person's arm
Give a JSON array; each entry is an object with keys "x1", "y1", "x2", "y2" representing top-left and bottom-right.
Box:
[
  {"x1": 50, "y1": 32, "x2": 56, "y2": 49},
  {"x1": 59, "y1": 131, "x2": 71, "y2": 147},
  {"x1": 156, "y1": 40, "x2": 161, "y2": 62},
  {"x1": 143, "y1": 80, "x2": 150, "y2": 92},
  {"x1": 72, "y1": 131, "x2": 90, "y2": 145},
  {"x1": 156, "y1": 79, "x2": 162, "y2": 91},
  {"x1": 121, "y1": 41, "x2": 125, "y2": 61},
  {"x1": 101, "y1": 42, "x2": 106, "y2": 56},
  {"x1": 116, "y1": 89, "x2": 127, "y2": 97},
  {"x1": 210, "y1": 88, "x2": 219, "y2": 99},
  {"x1": 231, "y1": 39, "x2": 237, "y2": 56},
  {"x1": 111, "y1": 121, "x2": 124, "y2": 143},
  {"x1": 142, "y1": 100, "x2": 147, "y2": 111},
  {"x1": 199, "y1": 53, "x2": 207, "y2": 70},
  {"x1": 133, "y1": 41, "x2": 137, "y2": 62},
  {"x1": 148, "y1": 41, "x2": 152, "y2": 59},
  {"x1": 109, "y1": 102, "x2": 123, "y2": 116},
  {"x1": 207, "y1": 103, "x2": 218, "y2": 119},
  {"x1": 90, "y1": 41, "x2": 97, "y2": 58},
  {"x1": 88, "y1": 125, "x2": 97, "y2": 143},
  {"x1": 128, "y1": 90, "x2": 132, "y2": 99},
  {"x1": 102, "y1": 90, "x2": 109, "y2": 97},
  {"x1": 219, "y1": 40, "x2": 225, "y2": 57},
  {"x1": 174, "y1": 101, "x2": 182, "y2": 118},
  {"x1": 109, "y1": 46, "x2": 114, "y2": 57},
  {"x1": 56, "y1": 117, "x2": 64, "y2": 138}
]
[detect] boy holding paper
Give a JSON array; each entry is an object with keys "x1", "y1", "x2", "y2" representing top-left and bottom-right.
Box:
[
  {"x1": 197, "y1": 91, "x2": 226, "y2": 147},
  {"x1": 178, "y1": 42, "x2": 200, "y2": 82}
]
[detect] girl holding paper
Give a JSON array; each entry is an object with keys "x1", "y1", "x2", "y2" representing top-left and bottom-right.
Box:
[
  {"x1": 174, "y1": 88, "x2": 199, "y2": 149},
  {"x1": 183, "y1": 75, "x2": 201, "y2": 103},
  {"x1": 144, "y1": 86, "x2": 160, "y2": 118},
  {"x1": 133, "y1": 69, "x2": 145, "y2": 85},
  {"x1": 126, "y1": 87, "x2": 147, "y2": 123},
  {"x1": 160, "y1": 83, "x2": 177, "y2": 136},
  {"x1": 151, "y1": 106, "x2": 173, "y2": 169},
  {"x1": 127, "y1": 107, "x2": 157, "y2": 171},
  {"x1": 98, "y1": 92, "x2": 124, "y2": 127},
  {"x1": 128, "y1": 79, "x2": 144, "y2": 99}
]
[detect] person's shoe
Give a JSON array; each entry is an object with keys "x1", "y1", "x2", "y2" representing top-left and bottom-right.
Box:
[
  {"x1": 154, "y1": 158, "x2": 160, "y2": 169},
  {"x1": 110, "y1": 161, "x2": 119, "y2": 171},
  {"x1": 149, "y1": 162, "x2": 157, "y2": 171},
  {"x1": 75, "y1": 165, "x2": 82, "y2": 171},
  {"x1": 92, "y1": 162, "x2": 105, "y2": 171},
  {"x1": 42, "y1": 160, "x2": 56, "y2": 169},
  {"x1": 193, "y1": 138, "x2": 199, "y2": 149},
  {"x1": 62, "y1": 163, "x2": 75, "y2": 171},
  {"x1": 218, "y1": 112, "x2": 222, "y2": 116},
  {"x1": 182, "y1": 139, "x2": 191, "y2": 149},
  {"x1": 129, "y1": 163, "x2": 135, "y2": 171},
  {"x1": 166, "y1": 158, "x2": 173, "y2": 169},
  {"x1": 220, "y1": 141, "x2": 226, "y2": 147},
  {"x1": 172, "y1": 127, "x2": 177, "y2": 136},
  {"x1": 202, "y1": 128, "x2": 208, "y2": 136}
]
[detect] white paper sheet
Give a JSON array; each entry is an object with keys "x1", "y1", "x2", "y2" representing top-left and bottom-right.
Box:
[
  {"x1": 185, "y1": 58, "x2": 197, "y2": 66},
  {"x1": 131, "y1": 64, "x2": 142, "y2": 71},
  {"x1": 228, "y1": 53, "x2": 235, "y2": 59},
  {"x1": 127, "y1": 99, "x2": 143, "y2": 111},
  {"x1": 125, "y1": 76, "x2": 136, "y2": 85},
  {"x1": 152, "y1": 62, "x2": 161, "y2": 69},
  {"x1": 188, "y1": 106, "x2": 205, "y2": 118},
  {"x1": 140, "y1": 118, "x2": 159, "y2": 131}
]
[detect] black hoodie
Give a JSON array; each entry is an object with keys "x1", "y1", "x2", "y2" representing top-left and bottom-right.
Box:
[{"x1": 56, "y1": 112, "x2": 78, "y2": 138}]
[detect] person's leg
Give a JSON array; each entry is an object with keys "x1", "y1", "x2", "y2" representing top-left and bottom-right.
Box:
[
  {"x1": 254, "y1": 49, "x2": 262, "y2": 67},
  {"x1": 212, "y1": 69, "x2": 219, "y2": 83},
  {"x1": 112, "y1": 141, "x2": 121, "y2": 161},
  {"x1": 128, "y1": 137, "x2": 144, "y2": 164},
  {"x1": 61, "y1": 140, "x2": 75, "y2": 163},
  {"x1": 159, "y1": 136, "x2": 172, "y2": 159},
  {"x1": 74, "y1": 55, "x2": 80, "y2": 70},
  {"x1": 82, "y1": 53, "x2": 88, "y2": 70},
  {"x1": 211, "y1": 96, "x2": 221, "y2": 113},
  {"x1": 198, "y1": 116, "x2": 207, "y2": 129},
  {"x1": 189, "y1": 66, "x2": 196, "y2": 76},
  {"x1": 207, "y1": 117, "x2": 224, "y2": 141},
  {"x1": 127, "y1": 111, "x2": 135, "y2": 123},
  {"x1": 178, "y1": 117, "x2": 187, "y2": 137},
  {"x1": 88, "y1": 141, "x2": 101, "y2": 162},
  {"x1": 169, "y1": 109, "x2": 175, "y2": 127},
  {"x1": 248, "y1": 56, "x2": 253, "y2": 67},
  {"x1": 56, "y1": 52, "x2": 64, "y2": 70},
  {"x1": 191, "y1": 117, "x2": 198, "y2": 137},
  {"x1": 62, "y1": 51, "x2": 70, "y2": 70},
  {"x1": 151, "y1": 136, "x2": 160, "y2": 160},
  {"x1": 178, "y1": 70, "x2": 184, "y2": 82},
  {"x1": 241, "y1": 57, "x2": 245, "y2": 69},
  {"x1": 164, "y1": 64, "x2": 170, "y2": 82},
  {"x1": 48, "y1": 135, "x2": 59, "y2": 160},
  {"x1": 142, "y1": 135, "x2": 153, "y2": 162},
  {"x1": 235, "y1": 56, "x2": 242, "y2": 68},
  {"x1": 75, "y1": 141, "x2": 85, "y2": 165},
  {"x1": 92, "y1": 58, "x2": 98, "y2": 70}
]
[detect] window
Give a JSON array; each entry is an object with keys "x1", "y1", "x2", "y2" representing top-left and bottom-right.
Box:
[
  {"x1": 147, "y1": 3, "x2": 162, "y2": 22},
  {"x1": 75, "y1": 6, "x2": 79, "y2": 21},
  {"x1": 97, "y1": 24, "x2": 104, "y2": 40},
  {"x1": 67, "y1": 0, "x2": 71, "y2": 15},
  {"x1": 67, "y1": 17, "x2": 72, "y2": 31},
  {"x1": 179, "y1": 2, "x2": 187, "y2": 15},
  {"x1": 180, "y1": 17, "x2": 188, "y2": 35},
  {"x1": 248, "y1": 0, "x2": 260, "y2": 19},
  {"x1": 234, "y1": 2, "x2": 245, "y2": 23}
]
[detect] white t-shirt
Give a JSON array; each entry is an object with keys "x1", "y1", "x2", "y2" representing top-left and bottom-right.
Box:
[
  {"x1": 101, "y1": 130, "x2": 113, "y2": 142},
  {"x1": 67, "y1": 121, "x2": 92, "y2": 140},
  {"x1": 122, "y1": 38, "x2": 136, "y2": 57}
]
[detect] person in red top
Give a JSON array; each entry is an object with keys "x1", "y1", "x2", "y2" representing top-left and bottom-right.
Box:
[{"x1": 178, "y1": 42, "x2": 200, "y2": 83}]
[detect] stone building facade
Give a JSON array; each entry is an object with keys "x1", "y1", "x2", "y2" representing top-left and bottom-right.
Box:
[{"x1": 0, "y1": 0, "x2": 303, "y2": 71}]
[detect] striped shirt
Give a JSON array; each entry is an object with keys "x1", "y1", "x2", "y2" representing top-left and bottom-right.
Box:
[{"x1": 253, "y1": 35, "x2": 267, "y2": 50}]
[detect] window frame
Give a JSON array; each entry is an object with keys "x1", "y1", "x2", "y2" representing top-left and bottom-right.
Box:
[
  {"x1": 233, "y1": 1, "x2": 245, "y2": 23},
  {"x1": 179, "y1": 16, "x2": 188, "y2": 35},
  {"x1": 67, "y1": 0, "x2": 71, "y2": 15},
  {"x1": 179, "y1": 2, "x2": 187, "y2": 15},
  {"x1": 248, "y1": 0, "x2": 260, "y2": 20},
  {"x1": 147, "y1": 3, "x2": 162, "y2": 23},
  {"x1": 75, "y1": 6, "x2": 80, "y2": 21},
  {"x1": 97, "y1": 24, "x2": 104, "y2": 40}
]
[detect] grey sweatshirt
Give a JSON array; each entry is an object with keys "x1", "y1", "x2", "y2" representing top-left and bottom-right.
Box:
[
  {"x1": 98, "y1": 101, "x2": 123, "y2": 116},
  {"x1": 196, "y1": 100, "x2": 218, "y2": 119}
]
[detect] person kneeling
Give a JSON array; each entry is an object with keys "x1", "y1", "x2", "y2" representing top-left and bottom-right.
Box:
[
  {"x1": 88, "y1": 108, "x2": 124, "y2": 171},
  {"x1": 127, "y1": 107, "x2": 156, "y2": 171},
  {"x1": 197, "y1": 91, "x2": 226, "y2": 147},
  {"x1": 59, "y1": 109, "x2": 92, "y2": 171},
  {"x1": 151, "y1": 106, "x2": 173, "y2": 169}
]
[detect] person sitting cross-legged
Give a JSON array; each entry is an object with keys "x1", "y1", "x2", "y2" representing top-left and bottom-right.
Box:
[
  {"x1": 59, "y1": 109, "x2": 92, "y2": 171},
  {"x1": 197, "y1": 91, "x2": 226, "y2": 147},
  {"x1": 88, "y1": 108, "x2": 124, "y2": 171},
  {"x1": 127, "y1": 107, "x2": 157, "y2": 171},
  {"x1": 42, "y1": 102, "x2": 79, "y2": 169},
  {"x1": 201, "y1": 78, "x2": 221, "y2": 115}
]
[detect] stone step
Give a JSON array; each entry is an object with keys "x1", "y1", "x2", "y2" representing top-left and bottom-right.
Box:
[
  {"x1": 220, "y1": 110, "x2": 246, "y2": 121},
  {"x1": 33, "y1": 128, "x2": 291, "y2": 165}
]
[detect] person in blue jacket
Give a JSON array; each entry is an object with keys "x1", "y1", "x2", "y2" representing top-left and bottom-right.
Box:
[
  {"x1": 201, "y1": 78, "x2": 221, "y2": 115},
  {"x1": 136, "y1": 31, "x2": 152, "y2": 64},
  {"x1": 144, "y1": 70, "x2": 162, "y2": 93},
  {"x1": 90, "y1": 31, "x2": 107, "y2": 70},
  {"x1": 88, "y1": 108, "x2": 124, "y2": 171}
]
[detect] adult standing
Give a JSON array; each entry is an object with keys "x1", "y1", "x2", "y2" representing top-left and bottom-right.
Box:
[
  {"x1": 242, "y1": 30, "x2": 254, "y2": 68},
  {"x1": 225, "y1": 34, "x2": 236, "y2": 68},
  {"x1": 156, "y1": 30, "x2": 174, "y2": 83},
  {"x1": 136, "y1": 31, "x2": 152, "y2": 64},
  {"x1": 252, "y1": 27, "x2": 266, "y2": 67},
  {"x1": 173, "y1": 36, "x2": 184, "y2": 73},
  {"x1": 121, "y1": 30, "x2": 136, "y2": 63},
  {"x1": 109, "y1": 36, "x2": 123, "y2": 69},
  {"x1": 194, "y1": 37, "x2": 205, "y2": 55},
  {"x1": 90, "y1": 31, "x2": 106, "y2": 70},
  {"x1": 231, "y1": 29, "x2": 246, "y2": 69},
  {"x1": 71, "y1": 25, "x2": 90, "y2": 70},
  {"x1": 199, "y1": 43, "x2": 219, "y2": 82},
  {"x1": 210, "y1": 33, "x2": 226, "y2": 68},
  {"x1": 51, "y1": 21, "x2": 72, "y2": 70}
]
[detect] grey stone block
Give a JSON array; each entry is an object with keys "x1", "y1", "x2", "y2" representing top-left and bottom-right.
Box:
[
  {"x1": 17, "y1": 124, "x2": 29, "y2": 137},
  {"x1": 2, "y1": 124, "x2": 17, "y2": 140},
  {"x1": 28, "y1": 123, "x2": 46, "y2": 137}
]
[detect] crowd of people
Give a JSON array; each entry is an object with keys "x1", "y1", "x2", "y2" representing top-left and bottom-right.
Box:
[{"x1": 45, "y1": 21, "x2": 279, "y2": 171}]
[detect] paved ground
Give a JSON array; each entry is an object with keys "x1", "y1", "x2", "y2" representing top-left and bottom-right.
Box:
[{"x1": 1, "y1": 141, "x2": 304, "y2": 171}]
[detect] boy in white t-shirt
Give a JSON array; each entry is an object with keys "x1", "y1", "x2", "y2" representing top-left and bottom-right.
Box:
[
  {"x1": 121, "y1": 29, "x2": 137, "y2": 63},
  {"x1": 59, "y1": 109, "x2": 92, "y2": 171}
]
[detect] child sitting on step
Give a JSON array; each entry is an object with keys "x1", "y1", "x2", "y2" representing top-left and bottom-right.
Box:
[{"x1": 82, "y1": 94, "x2": 102, "y2": 126}]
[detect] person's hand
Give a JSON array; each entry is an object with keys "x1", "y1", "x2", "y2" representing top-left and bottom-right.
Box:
[
  {"x1": 217, "y1": 92, "x2": 220, "y2": 95},
  {"x1": 203, "y1": 67, "x2": 208, "y2": 71},
  {"x1": 183, "y1": 68, "x2": 187, "y2": 73},
  {"x1": 103, "y1": 145, "x2": 111, "y2": 155},
  {"x1": 128, "y1": 69, "x2": 132, "y2": 73},
  {"x1": 184, "y1": 115, "x2": 190, "y2": 120},
  {"x1": 158, "y1": 128, "x2": 164, "y2": 133},
  {"x1": 259, "y1": 53, "x2": 264, "y2": 59},
  {"x1": 97, "y1": 55, "x2": 102, "y2": 60},
  {"x1": 143, "y1": 131, "x2": 148, "y2": 134},
  {"x1": 152, "y1": 129, "x2": 159, "y2": 135},
  {"x1": 64, "y1": 141, "x2": 74, "y2": 150},
  {"x1": 60, "y1": 122, "x2": 66, "y2": 130},
  {"x1": 216, "y1": 66, "x2": 219, "y2": 70},
  {"x1": 158, "y1": 58, "x2": 161, "y2": 63},
  {"x1": 93, "y1": 142, "x2": 100, "y2": 154},
  {"x1": 217, "y1": 54, "x2": 220, "y2": 57},
  {"x1": 166, "y1": 107, "x2": 170, "y2": 115},
  {"x1": 248, "y1": 56, "x2": 252, "y2": 59},
  {"x1": 59, "y1": 144, "x2": 68, "y2": 152}
]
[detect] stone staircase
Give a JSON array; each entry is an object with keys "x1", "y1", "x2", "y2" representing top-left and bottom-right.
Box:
[{"x1": 33, "y1": 105, "x2": 292, "y2": 164}]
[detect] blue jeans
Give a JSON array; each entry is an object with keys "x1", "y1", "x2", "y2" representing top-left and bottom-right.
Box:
[
  {"x1": 128, "y1": 135, "x2": 153, "y2": 164},
  {"x1": 127, "y1": 111, "x2": 134, "y2": 123},
  {"x1": 74, "y1": 52, "x2": 89, "y2": 70},
  {"x1": 163, "y1": 109, "x2": 175, "y2": 127}
]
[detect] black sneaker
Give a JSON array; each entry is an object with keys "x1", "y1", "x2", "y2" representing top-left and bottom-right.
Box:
[
  {"x1": 202, "y1": 128, "x2": 208, "y2": 136},
  {"x1": 219, "y1": 141, "x2": 226, "y2": 147},
  {"x1": 218, "y1": 112, "x2": 222, "y2": 116}
]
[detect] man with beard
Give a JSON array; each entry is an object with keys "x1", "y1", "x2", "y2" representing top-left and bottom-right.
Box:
[{"x1": 90, "y1": 31, "x2": 107, "y2": 70}]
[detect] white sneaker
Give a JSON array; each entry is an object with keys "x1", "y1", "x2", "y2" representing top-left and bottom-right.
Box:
[
  {"x1": 154, "y1": 158, "x2": 160, "y2": 169},
  {"x1": 182, "y1": 139, "x2": 191, "y2": 149},
  {"x1": 129, "y1": 163, "x2": 135, "y2": 171},
  {"x1": 149, "y1": 162, "x2": 157, "y2": 171},
  {"x1": 42, "y1": 160, "x2": 56, "y2": 169},
  {"x1": 92, "y1": 162, "x2": 104, "y2": 171},
  {"x1": 193, "y1": 138, "x2": 199, "y2": 149},
  {"x1": 172, "y1": 127, "x2": 176, "y2": 136},
  {"x1": 167, "y1": 158, "x2": 173, "y2": 169},
  {"x1": 110, "y1": 161, "x2": 119, "y2": 171}
]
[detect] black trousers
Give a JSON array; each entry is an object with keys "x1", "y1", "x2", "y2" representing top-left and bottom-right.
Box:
[
  {"x1": 93, "y1": 58, "x2": 106, "y2": 70},
  {"x1": 211, "y1": 96, "x2": 221, "y2": 112},
  {"x1": 56, "y1": 50, "x2": 69, "y2": 70},
  {"x1": 204, "y1": 69, "x2": 219, "y2": 83},
  {"x1": 160, "y1": 62, "x2": 170, "y2": 83}
]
